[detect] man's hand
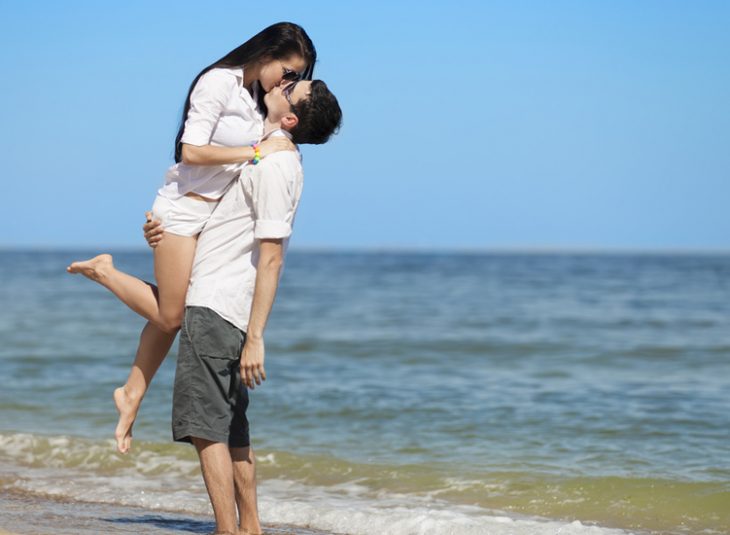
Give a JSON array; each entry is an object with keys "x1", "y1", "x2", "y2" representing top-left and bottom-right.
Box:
[
  {"x1": 240, "y1": 335, "x2": 267, "y2": 390},
  {"x1": 143, "y1": 212, "x2": 164, "y2": 248}
]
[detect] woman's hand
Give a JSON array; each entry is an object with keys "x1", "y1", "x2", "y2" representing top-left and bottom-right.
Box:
[
  {"x1": 143, "y1": 212, "x2": 164, "y2": 248},
  {"x1": 258, "y1": 137, "x2": 296, "y2": 158}
]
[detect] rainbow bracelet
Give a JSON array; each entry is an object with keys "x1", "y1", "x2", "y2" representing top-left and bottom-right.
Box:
[{"x1": 250, "y1": 143, "x2": 261, "y2": 165}]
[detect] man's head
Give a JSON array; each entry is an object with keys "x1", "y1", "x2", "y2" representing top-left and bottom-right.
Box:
[{"x1": 264, "y1": 80, "x2": 342, "y2": 144}]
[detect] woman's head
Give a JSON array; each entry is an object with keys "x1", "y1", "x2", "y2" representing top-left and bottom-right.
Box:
[
  {"x1": 174, "y1": 22, "x2": 317, "y2": 162},
  {"x1": 255, "y1": 55, "x2": 309, "y2": 93},
  {"x1": 213, "y1": 22, "x2": 316, "y2": 88}
]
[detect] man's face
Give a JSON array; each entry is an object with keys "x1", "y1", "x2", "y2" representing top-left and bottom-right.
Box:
[{"x1": 264, "y1": 80, "x2": 311, "y2": 124}]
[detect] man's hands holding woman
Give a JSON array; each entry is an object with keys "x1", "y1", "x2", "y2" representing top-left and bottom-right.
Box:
[{"x1": 143, "y1": 213, "x2": 164, "y2": 248}]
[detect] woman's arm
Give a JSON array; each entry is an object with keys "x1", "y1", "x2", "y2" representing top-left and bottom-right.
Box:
[
  {"x1": 181, "y1": 137, "x2": 295, "y2": 166},
  {"x1": 180, "y1": 70, "x2": 296, "y2": 166}
]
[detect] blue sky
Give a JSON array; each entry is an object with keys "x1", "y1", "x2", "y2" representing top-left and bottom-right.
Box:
[{"x1": 1, "y1": 1, "x2": 728, "y2": 250}]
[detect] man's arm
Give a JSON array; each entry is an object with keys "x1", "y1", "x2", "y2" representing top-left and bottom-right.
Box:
[{"x1": 240, "y1": 238, "x2": 284, "y2": 389}]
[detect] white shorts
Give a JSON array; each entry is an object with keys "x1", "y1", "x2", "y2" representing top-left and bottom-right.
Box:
[{"x1": 151, "y1": 194, "x2": 218, "y2": 237}]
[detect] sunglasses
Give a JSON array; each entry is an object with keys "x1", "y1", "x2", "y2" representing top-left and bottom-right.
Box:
[
  {"x1": 283, "y1": 80, "x2": 299, "y2": 110},
  {"x1": 282, "y1": 67, "x2": 302, "y2": 83}
]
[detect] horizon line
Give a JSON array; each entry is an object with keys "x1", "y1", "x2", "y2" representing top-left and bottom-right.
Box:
[{"x1": 1, "y1": 244, "x2": 729, "y2": 256}]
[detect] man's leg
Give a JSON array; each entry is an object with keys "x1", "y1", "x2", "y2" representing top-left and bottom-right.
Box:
[
  {"x1": 231, "y1": 446, "x2": 261, "y2": 535},
  {"x1": 192, "y1": 437, "x2": 238, "y2": 535}
]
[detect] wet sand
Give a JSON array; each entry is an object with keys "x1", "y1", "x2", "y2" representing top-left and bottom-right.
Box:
[{"x1": 0, "y1": 489, "x2": 335, "y2": 535}]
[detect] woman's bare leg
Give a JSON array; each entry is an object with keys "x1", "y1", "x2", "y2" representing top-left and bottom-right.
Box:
[
  {"x1": 67, "y1": 254, "x2": 164, "y2": 328},
  {"x1": 67, "y1": 233, "x2": 197, "y2": 332},
  {"x1": 68, "y1": 234, "x2": 199, "y2": 452},
  {"x1": 114, "y1": 321, "x2": 176, "y2": 453},
  {"x1": 151, "y1": 233, "x2": 199, "y2": 332}
]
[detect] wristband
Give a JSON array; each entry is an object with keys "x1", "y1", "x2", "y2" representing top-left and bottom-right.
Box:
[{"x1": 250, "y1": 143, "x2": 261, "y2": 165}]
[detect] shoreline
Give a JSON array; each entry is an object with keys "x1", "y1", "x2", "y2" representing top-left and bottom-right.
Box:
[{"x1": 0, "y1": 489, "x2": 334, "y2": 535}]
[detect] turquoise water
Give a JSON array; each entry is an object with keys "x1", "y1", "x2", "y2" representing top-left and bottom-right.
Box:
[{"x1": 1, "y1": 250, "x2": 729, "y2": 534}]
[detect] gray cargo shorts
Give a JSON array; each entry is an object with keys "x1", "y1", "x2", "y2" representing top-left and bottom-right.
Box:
[{"x1": 172, "y1": 306, "x2": 250, "y2": 448}]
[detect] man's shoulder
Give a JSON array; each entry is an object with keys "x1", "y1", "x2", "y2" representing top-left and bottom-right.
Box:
[
  {"x1": 262, "y1": 149, "x2": 302, "y2": 167},
  {"x1": 253, "y1": 150, "x2": 303, "y2": 182}
]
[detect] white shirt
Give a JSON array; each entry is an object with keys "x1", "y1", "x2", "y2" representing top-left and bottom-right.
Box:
[
  {"x1": 158, "y1": 67, "x2": 265, "y2": 200},
  {"x1": 185, "y1": 130, "x2": 304, "y2": 332}
]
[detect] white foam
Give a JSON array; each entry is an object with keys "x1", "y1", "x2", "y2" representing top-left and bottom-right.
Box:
[
  {"x1": 257, "y1": 479, "x2": 635, "y2": 535},
  {"x1": 0, "y1": 432, "x2": 635, "y2": 535},
  {"x1": 2, "y1": 462, "x2": 636, "y2": 535}
]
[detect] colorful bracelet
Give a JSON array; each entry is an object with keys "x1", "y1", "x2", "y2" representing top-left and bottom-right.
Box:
[{"x1": 250, "y1": 143, "x2": 261, "y2": 165}]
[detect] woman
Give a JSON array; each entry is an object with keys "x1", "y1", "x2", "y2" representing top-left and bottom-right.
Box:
[{"x1": 67, "y1": 22, "x2": 316, "y2": 454}]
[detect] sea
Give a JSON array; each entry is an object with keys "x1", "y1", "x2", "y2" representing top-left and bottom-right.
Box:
[{"x1": 0, "y1": 249, "x2": 728, "y2": 535}]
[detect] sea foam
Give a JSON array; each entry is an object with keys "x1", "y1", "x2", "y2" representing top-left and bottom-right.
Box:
[{"x1": 0, "y1": 432, "x2": 635, "y2": 535}]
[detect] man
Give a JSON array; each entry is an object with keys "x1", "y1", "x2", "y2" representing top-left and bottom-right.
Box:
[{"x1": 145, "y1": 79, "x2": 342, "y2": 535}]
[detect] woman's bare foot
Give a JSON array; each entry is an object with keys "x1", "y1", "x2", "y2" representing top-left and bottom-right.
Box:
[
  {"x1": 66, "y1": 254, "x2": 114, "y2": 283},
  {"x1": 113, "y1": 386, "x2": 140, "y2": 454}
]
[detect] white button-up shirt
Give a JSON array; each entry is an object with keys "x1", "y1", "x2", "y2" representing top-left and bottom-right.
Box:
[
  {"x1": 158, "y1": 67, "x2": 265, "y2": 200},
  {"x1": 185, "y1": 130, "x2": 304, "y2": 332}
]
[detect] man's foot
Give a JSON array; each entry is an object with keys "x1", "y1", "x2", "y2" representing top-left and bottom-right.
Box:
[
  {"x1": 66, "y1": 254, "x2": 114, "y2": 283},
  {"x1": 113, "y1": 386, "x2": 140, "y2": 454}
]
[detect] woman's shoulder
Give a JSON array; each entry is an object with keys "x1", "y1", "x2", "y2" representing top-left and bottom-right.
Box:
[
  {"x1": 200, "y1": 66, "x2": 244, "y2": 84},
  {"x1": 192, "y1": 66, "x2": 243, "y2": 96}
]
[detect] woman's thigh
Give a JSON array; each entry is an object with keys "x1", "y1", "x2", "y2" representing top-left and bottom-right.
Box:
[{"x1": 153, "y1": 233, "x2": 198, "y2": 322}]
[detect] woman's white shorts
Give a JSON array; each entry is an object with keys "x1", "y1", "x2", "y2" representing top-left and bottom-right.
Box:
[{"x1": 151, "y1": 194, "x2": 218, "y2": 237}]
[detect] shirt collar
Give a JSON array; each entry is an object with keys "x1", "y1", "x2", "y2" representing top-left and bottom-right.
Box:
[{"x1": 262, "y1": 128, "x2": 293, "y2": 141}]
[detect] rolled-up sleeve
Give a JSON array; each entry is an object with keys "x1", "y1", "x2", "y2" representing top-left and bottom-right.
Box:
[
  {"x1": 180, "y1": 69, "x2": 236, "y2": 146},
  {"x1": 251, "y1": 159, "x2": 296, "y2": 240}
]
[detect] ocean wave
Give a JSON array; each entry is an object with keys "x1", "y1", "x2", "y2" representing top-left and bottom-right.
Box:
[{"x1": 1, "y1": 432, "x2": 728, "y2": 534}]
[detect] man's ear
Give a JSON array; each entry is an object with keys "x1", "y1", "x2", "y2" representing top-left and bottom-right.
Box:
[{"x1": 281, "y1": 112, "x2": 299, "y2": 131}]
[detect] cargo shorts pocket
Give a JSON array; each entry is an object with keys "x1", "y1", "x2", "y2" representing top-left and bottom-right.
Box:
[{"x1": 185, "y1": 306, "x2": 244, "y2": 360}]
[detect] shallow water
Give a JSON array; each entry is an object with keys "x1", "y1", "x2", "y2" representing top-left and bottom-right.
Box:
[{"x1": 1, "y1": 250, "x2": 729, "y2": 534}]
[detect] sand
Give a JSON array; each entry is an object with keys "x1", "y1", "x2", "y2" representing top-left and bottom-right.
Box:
[{"x1": 0, "y1": 489, "x2": 334, "y2": 535}]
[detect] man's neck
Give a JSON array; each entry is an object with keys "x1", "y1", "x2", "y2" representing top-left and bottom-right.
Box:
[{"x1": 263, "y1": 118, "x2": 284, "y2": 137}]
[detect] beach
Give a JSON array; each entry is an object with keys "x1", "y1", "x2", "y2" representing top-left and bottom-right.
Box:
[
  {"x1": 1, "y1": 250, "x2": 729, "y2": 534},
  {"x1": 0, "y1": 488, "x2": 332, "y2": 535}
]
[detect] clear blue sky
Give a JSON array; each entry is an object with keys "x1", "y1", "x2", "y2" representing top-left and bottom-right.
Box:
[{"x1": 1, "y1": 1, "x2": 728, "y2": 250}]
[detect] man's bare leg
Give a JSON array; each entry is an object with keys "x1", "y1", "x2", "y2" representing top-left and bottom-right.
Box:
[
  {"x1": 231, "y1": 446, "x2": 261, "y2": 535},
  {"x1": 192, "y1": 438, "x2": 238, "y2": 535},
  {"x1": 113, "y1": 321, "x2": 177, "y2": 453}
]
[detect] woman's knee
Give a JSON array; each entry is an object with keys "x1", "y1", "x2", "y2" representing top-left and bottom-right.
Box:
[{"x1": 158, "y1": 310, "x2": 183, "y2": 333}]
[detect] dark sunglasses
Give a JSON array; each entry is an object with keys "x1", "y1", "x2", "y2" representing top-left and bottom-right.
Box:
[
  {"x1": 282, "y1": 68, "x2": 302, "y2": 82},
  {"x1": 283, "y1": 80, "x2": 299, "y2": 109}
]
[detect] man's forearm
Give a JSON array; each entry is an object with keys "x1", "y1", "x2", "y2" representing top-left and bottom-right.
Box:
[{"x1": 246, "y1": 244, "x2": 284, "y2": 340}]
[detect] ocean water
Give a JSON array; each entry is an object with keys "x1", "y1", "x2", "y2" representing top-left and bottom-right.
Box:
[{"x1": 0, "y1": 250, "x2": 729, "y2": 535}]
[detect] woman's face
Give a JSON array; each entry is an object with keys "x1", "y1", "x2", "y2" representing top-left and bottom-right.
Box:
[{"x1": 258, "y1": 54, "x2": 308, "y2": 93}]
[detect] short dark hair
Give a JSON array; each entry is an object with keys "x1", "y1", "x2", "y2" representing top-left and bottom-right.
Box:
[{"x1": 289, "y1": 80, "x2": 342, "y2": 145}]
